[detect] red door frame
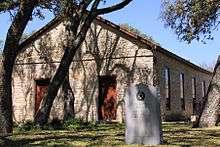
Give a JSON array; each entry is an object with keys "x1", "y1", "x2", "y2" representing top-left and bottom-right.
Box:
[
  {"x1": 98, "y1": 75, "x2": 117, "y2": 121},
  {"x1": 35, "y1": 79, "x2": 50, "y2": 115}
]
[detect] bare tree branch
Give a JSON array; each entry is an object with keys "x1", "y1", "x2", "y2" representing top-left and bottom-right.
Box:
[
  {"x1": 79, "y1": 0, "x2": 93, "y2": 10},
  {"x1": 91, "y1": 0, "x2": 101, "y2": 11},
  {"x1": 94, "y1": 0, "x2": 132, "y2": 15}
]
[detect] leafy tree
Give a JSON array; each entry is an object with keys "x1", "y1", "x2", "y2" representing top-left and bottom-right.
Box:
[
  {"x1": 161, "y1": 0, "x2": 220, "y2": 127},
  {"x1": 120, "y1": 24, "x2": 160, "y2": 45},
  {"x1": 34, "y1": 0, "x2": 133, "y2": 125},
  {"x1": 0, "y1": 0, "x2": 57, "y2": 135},
  {"x1": 161, "y1": 0, "x2": 220, "y2": 43},
  {"x1": 0, "y1": 0, "x2": 132, "y2": 134},
  {"x1": 0, "y1": 0, "x2": 132, "y2": 135}
]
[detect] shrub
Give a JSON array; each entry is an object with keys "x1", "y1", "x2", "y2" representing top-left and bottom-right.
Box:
[
  {"x1": 14, "y1": 118, "x2": 98, "y2": 132},
  {"x1": 64, "y1": 118, "x2": 96, "y2": 130},
  {"x1": 49, "y1": 118, "x2": 64, "y2": 130},
  {"x1": 16, "y1": 120, "x2": 40, "y2": 131},
  {"x1": 164, "y1": 113, "x2": 188, "y2": 122}
]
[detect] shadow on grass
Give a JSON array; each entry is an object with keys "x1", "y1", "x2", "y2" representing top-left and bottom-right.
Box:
[
  {"x1": 162, "y1": 123, "x2": 220, "y2": 146},
  {"x1": 0, "y1": 123, "x2": 125, "y2": 146},
  {"x1": 0, "y1": 123, "x2": 219, "y2": 146},
  {"x1": 0, "y1": 133, "x2": 110, "y2": 146}
]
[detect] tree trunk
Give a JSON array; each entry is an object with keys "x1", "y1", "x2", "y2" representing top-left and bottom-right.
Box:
[
  {"x1": 34, "y1": 28, "x2": 90, "y2": 125},
  {"x1": 62, "y1": 75, "x2": 75, "y2": 120},
  {"x1": 34, "y1": 0, "x2": 132, "y2": 126},
  {"x1": 34, "y1": 49, "x2": 76, "y2": 125},
  {"x1": 199, "y1": 56, "x2": 220, "y2": 127},
  {"x1": 0, "y1": 55, "x2": 15, "y2": 136},
  {"x1": 0, "y1": 1, "x2": 38, "y2": 135}
]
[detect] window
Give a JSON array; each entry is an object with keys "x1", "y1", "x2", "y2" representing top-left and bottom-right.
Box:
[
  {"x1": 192, "y1": 77, "x2": 196, "y2": 99},
  {"x1": 202, "y1": 81, "x2": 206, "y2": 97},
  {"x1": 192, "y1": 77, "x2": 196, "y2": 113},
  {"x1": 180, "y1": 73, "x2": 185, "y2": 110},
  {"x1": 164, "y1": 67, "x2": 171, "y2": 110}
]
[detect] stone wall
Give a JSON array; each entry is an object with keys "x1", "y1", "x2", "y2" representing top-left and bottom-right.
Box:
[
  {"x1": 154, "y1": 49, "x2": 212, "y2": 120},
  {"x1": 56, "y1": 22, "x2": 155, "y2": 122},
  {"x1": 13, "y1": 19, "x2": 154, "y2": 123},
  {"x1": 12, "y1": 17, "x2": 212, "y2": 123},
  {"x1": 13, "y1": 21, "x2": 67, "y2": 123}
]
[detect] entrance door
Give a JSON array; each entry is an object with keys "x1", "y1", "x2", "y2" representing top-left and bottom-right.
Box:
[
  {"x1": 35, "y1": 79, "x2": 50, "y2": 114},
  {"x1": 98, "y1": 75, "x2": 117, "y2": 121}
]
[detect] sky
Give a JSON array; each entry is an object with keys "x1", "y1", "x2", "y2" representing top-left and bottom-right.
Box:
[{"x1": 0, "y1": 0, "x2": 219, "y2": 67}]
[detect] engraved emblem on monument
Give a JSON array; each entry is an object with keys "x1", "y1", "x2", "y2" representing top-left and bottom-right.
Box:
[{"x1": 137, "y1": 91, "x2": 145, "y2": 101}]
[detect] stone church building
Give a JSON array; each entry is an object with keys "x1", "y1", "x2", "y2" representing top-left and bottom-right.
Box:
[{"x1": 12, "y1": 16, "x2": 212, "y2": 123}]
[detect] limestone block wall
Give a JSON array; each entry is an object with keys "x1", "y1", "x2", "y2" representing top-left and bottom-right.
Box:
[
  {"x1": 69, "y1": 56, "x2": 154, "y2": 122},
  {"x1": 12, "y1": 16, "x2": 213, "y2": 123},
  {"x1": 13, "y1": 63, "x2": 65, "y2": 123},
  {"x1": 12, "y1": 19, "x2": 154, "y2": 122},
  {"x1": 13, "y1": 21, "x2": 67, "y2": 123},
  {"x1": 68, "y1": 22, "x2": 155, "y2": 122},
  {"x1": 154, "y1": 50, "x2": 212, "y2": 120}
]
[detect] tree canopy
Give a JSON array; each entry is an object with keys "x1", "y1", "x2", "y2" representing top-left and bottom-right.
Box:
[
  {"x1": 120, "y1": 24, "x2": 160, "y2": 45},
  {"x1": 162, "y1": 0, "x2": 220, "y2": 127},
  {"x1": 34, "y1": 0, "x2": 132, "y2": 125},
  {"x1": 161, "y1": 0, "x2": 220, "y2": 43},
  {"x1": 0, "y1": 0, "x2": 132, "y2": 135}
]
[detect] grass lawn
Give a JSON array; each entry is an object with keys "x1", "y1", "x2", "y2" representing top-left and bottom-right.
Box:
[{"x1": 0, "y1": 121, "x2": 219, "y2": 146}]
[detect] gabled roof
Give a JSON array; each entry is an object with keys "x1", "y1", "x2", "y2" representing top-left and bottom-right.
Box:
[{"x1": 19, "y1": 15, "x2": 212, "y2": 75}]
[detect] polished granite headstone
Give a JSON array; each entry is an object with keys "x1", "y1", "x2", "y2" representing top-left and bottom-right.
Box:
[{"x1": 125, "y1": 83, "x2": 163, "y2": 145}]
